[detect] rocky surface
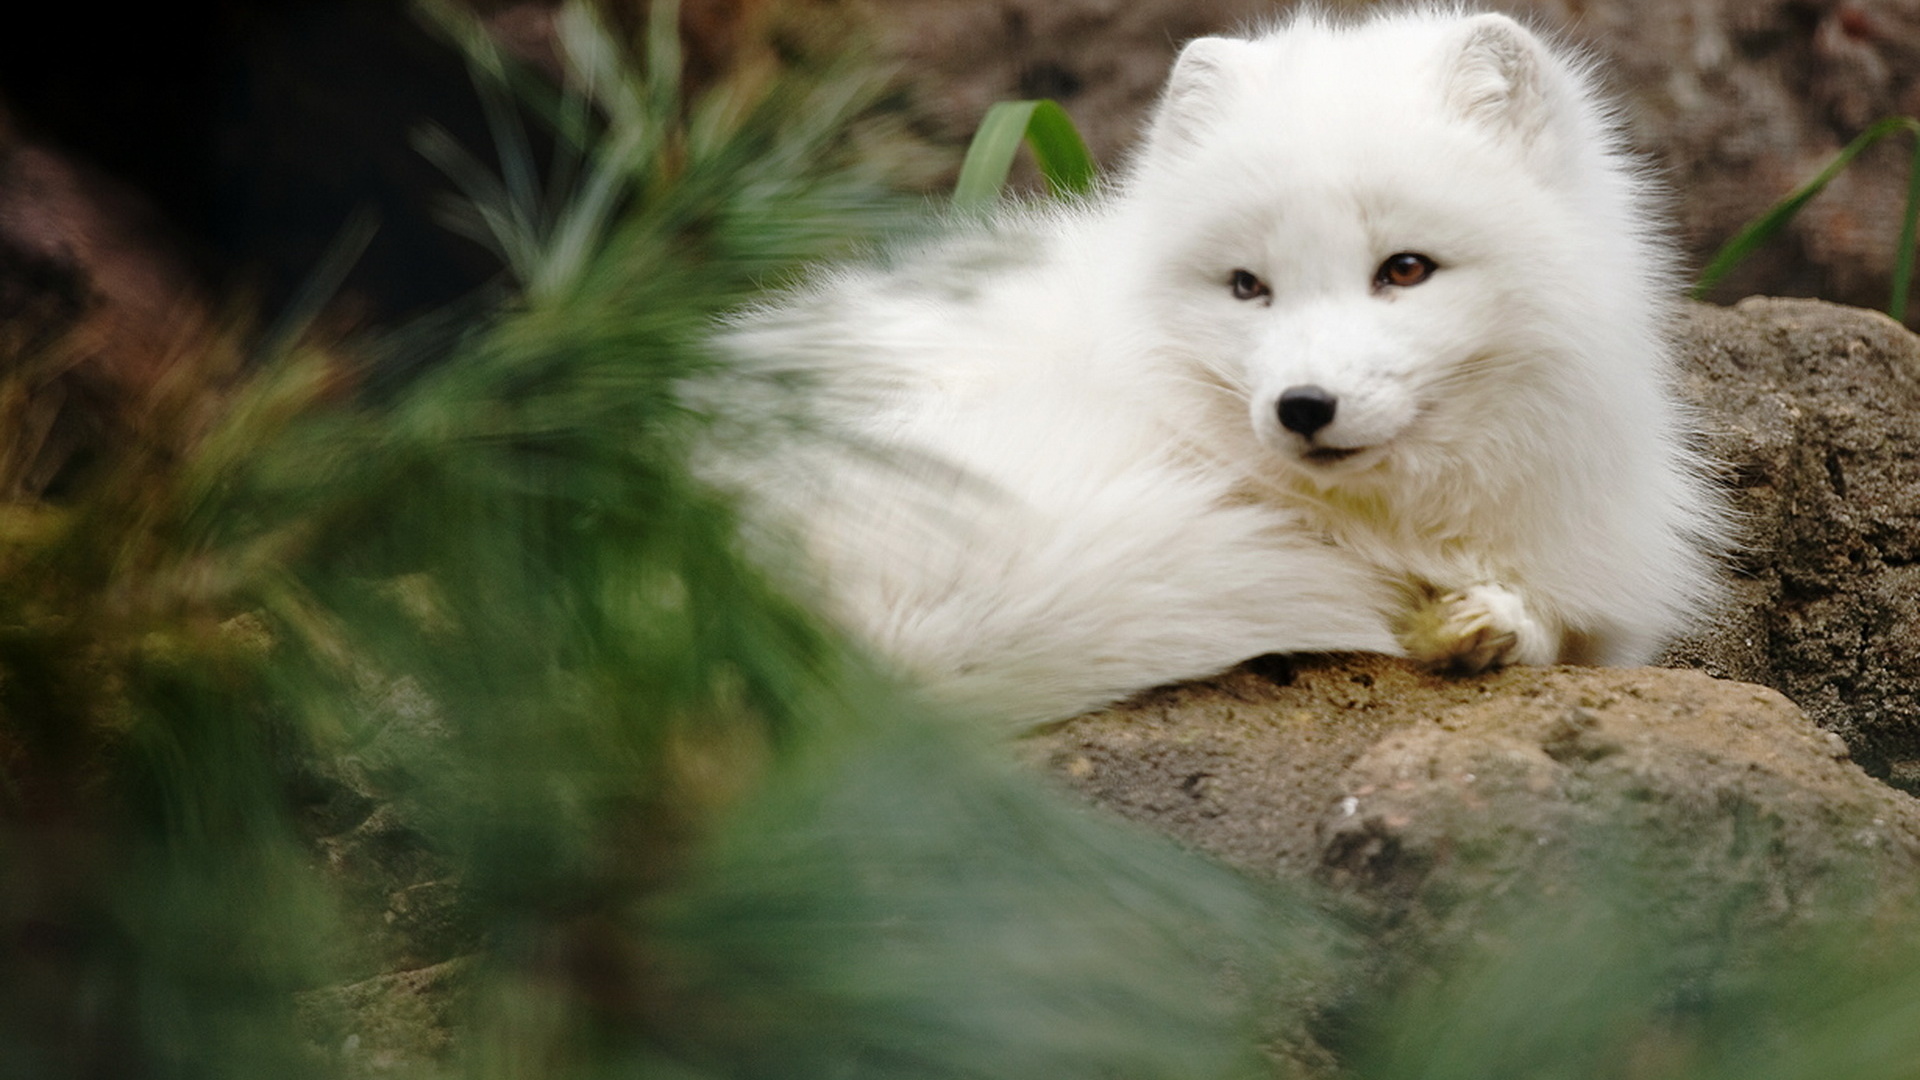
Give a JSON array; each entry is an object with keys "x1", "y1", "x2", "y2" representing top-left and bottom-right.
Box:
[
  {"x1": 292, "y1": 676, "x2": 472, "y2": 982},
  {"x1": 295, "y1": 959, "x2": 471, "y2": 1079},
  {"x1": 1557, "y1": 0, "x2": 1920, "y2": 316},
  {"x1": 858, "y1": 0, "x2": 1271, "y2": 184},
  {"x1": 1665, "y1": 297, "x2": 1920, "y2": 788},
  {"x1": 1034, "y1": 656, "x2": 1920, "y2": 943}
]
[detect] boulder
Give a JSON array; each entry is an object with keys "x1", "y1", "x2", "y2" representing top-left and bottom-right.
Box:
[
  {"x1": 295, "y1": 959, "x2": 471, "y2": 1080},
  {"x1": 1033, "y1": 653, "x2": 1920, "y2": 963},
  {"x1": 1667, "y1": 297, "x2": 1920, "y2": 788}
]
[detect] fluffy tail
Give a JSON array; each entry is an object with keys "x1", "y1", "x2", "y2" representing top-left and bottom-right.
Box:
[{"x1": 794, "y1": 443, "x2": 1400, "y2": 724}]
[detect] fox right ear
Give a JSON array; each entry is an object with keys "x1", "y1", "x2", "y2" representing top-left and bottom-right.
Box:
[{"x1": 1145, "y1": 37, "x2": 1254, "y2": 153}]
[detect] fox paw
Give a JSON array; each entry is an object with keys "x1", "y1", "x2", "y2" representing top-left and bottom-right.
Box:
[{"x1": 1397, "y1": 583, "x2": 1556, "y2": 674}]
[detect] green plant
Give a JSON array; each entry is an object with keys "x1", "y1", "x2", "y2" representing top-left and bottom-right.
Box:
[
  {"x1": 952, "y1": 99, "x2": 1098, "y2": 208},
  {"x1": 0, "y1": 6, "x2": 1319, "y2": 1077},
  {"x1": 1693, "y1": 116, "x2": 1920, "y2": 321}
]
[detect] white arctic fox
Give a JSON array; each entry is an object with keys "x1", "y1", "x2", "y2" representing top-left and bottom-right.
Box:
[{"x1": 718, "y1": 7, "x2": 1727, "y2": 723}]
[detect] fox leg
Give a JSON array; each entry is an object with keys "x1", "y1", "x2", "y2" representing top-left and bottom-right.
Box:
[{"x1": 1395, "y1": 581, "x2": 1559, "y2": 674}]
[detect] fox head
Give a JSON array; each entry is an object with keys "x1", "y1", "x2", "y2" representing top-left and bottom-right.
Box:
[{"x1": 1118, "y1": 11, "x2": 1672, "y2": 490}]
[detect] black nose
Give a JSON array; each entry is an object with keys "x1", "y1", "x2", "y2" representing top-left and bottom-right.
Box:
[{"x1": 1277, "y1": 385, "x2": 1338, "y2": 436}]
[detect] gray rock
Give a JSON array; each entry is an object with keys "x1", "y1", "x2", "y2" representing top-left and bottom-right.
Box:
[
  {"x1": 295, "y1": 958, "x2": 470, "y2": 1079},
  {"x1": 1666, "y1": 297, "x2": 1920, "y2": 788},
  {"x1": 1033, "y1": 654, "x2": 1920, "y2": 958}
]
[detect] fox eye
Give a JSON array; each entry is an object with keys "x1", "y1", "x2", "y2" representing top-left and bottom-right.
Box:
[
  {"x1": 1376, "y1": 252, "x2": 1437, "y2": 288},
  {"x1": 1229, "y1": 269, "x2": 1270, "y2": 301}
]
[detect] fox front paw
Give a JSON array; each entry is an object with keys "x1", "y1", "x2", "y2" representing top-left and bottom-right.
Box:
[{"x1": 1396, "y1": 583, "x2": 1557, "y2": 674}]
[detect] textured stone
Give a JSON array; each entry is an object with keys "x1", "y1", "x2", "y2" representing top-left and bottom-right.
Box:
[
  {"x1": 1033, "y1": 654, "x2": 1920, "y2": 958},
  {"x1": 296, "y1": 958, "x2": 471, "y2": 1079},
  {"x1": 1666, "y1": 298, "x2": 1920, "y2": 787}
]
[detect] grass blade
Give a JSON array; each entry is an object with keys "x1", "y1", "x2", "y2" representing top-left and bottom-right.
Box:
[
  {"x1": 259, "y1": 207, "x2": 381, "y2": 360},
  {"x1": 1693, "y1": 116, "x2": 1920, "y2": 314},
  {"x1": 954, "y1": 101, "x2": 1038, "y2": 210},
  {"x1": 1023, "y1": 99, "x2": 1097, "y2": 198},
  {"x1": 1892, "y1": 133, "x2": 1920, "y2": 321},
  {"x1": 953, "y1": 99, "x2": 1097, "y2": 209}
]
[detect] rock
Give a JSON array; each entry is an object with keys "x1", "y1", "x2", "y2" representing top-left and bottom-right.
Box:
[
  {"x1": 1552, "y1": 0, "x2": 1920, "y2": 318},
  {"x1": 1667, "y1": 297, "x2": 1920, "y2": 788},
  {"x1": 0, "y1": 132, "x2": 217, "y2": 498},
  {"x1": 295, "y1": 958, "x2": 471, "y2": 1079},
  {"x1": 293, "y1": 676, "x2": 474, "y2": 980},
  {"x1": 1033, "y1": 655, "x2": 1920, "y2": 960}
]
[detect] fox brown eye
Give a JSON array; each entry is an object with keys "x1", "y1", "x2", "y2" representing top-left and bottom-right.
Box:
[
  {"x1": 1376, "y1": 252, "x2": 1437, "y2": 288},
  {"x1": 1230, "y1": 269, "x2": 1270, "y2": 300}
]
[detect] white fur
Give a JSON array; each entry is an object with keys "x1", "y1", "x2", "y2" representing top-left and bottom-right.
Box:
[{"x1": 710, "y1": 7, "x2": 1728, "y2": 723}]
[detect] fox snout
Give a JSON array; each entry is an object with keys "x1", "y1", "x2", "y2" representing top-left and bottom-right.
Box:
[{"x1": 1276, "y1": 385, "x2": 1338, "y2": 436}]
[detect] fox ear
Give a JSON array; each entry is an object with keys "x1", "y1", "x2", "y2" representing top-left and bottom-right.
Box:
[
  {"x1": 1145, "y1": 36, "x2": 1255, "y2": 152},
  {"x1": 1443, "y1": 14, "x2": 1551, "y2": 140}
]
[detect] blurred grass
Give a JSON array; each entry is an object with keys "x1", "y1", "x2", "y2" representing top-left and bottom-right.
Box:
[
  {"x1": 0, "y1": 4, "x2": 1316, "y2": 1077},
  {"x1": 1342, "y1": 868, "x2": 1920, "y2": 1080}
]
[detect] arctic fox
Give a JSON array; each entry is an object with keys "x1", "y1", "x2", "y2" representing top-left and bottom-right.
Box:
[{"x1": 719, "y1": 7, "x2": 1727, "y2": 723}]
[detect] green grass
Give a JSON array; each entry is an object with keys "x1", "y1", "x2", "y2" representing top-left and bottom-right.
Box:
[
  {"x1": 1689, "y1": 116, "x2": 1920, "y2": 320},
  {"x1": 952, "y1": 99, "x2": 1097, "y2": 208}
]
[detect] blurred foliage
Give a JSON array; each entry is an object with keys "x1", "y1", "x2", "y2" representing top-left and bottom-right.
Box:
[
  {"x1": 0, "y1": 3, "x2": 1315, "y2": 1077},
  {"x1": 1339, "y1": 871, "x2": 1920, "y2": 1080},
  {"x1": 5, "y1": 3, "x2": 1920, "y2": 1079}
]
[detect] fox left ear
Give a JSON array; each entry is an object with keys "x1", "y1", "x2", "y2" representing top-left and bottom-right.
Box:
[
  {"x1": 1443, "y1": 14, "x2": 1551, "y2": 141},
  {"x1": 1143, "y1": 36, "x2": 1257, "y2": 156}
]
